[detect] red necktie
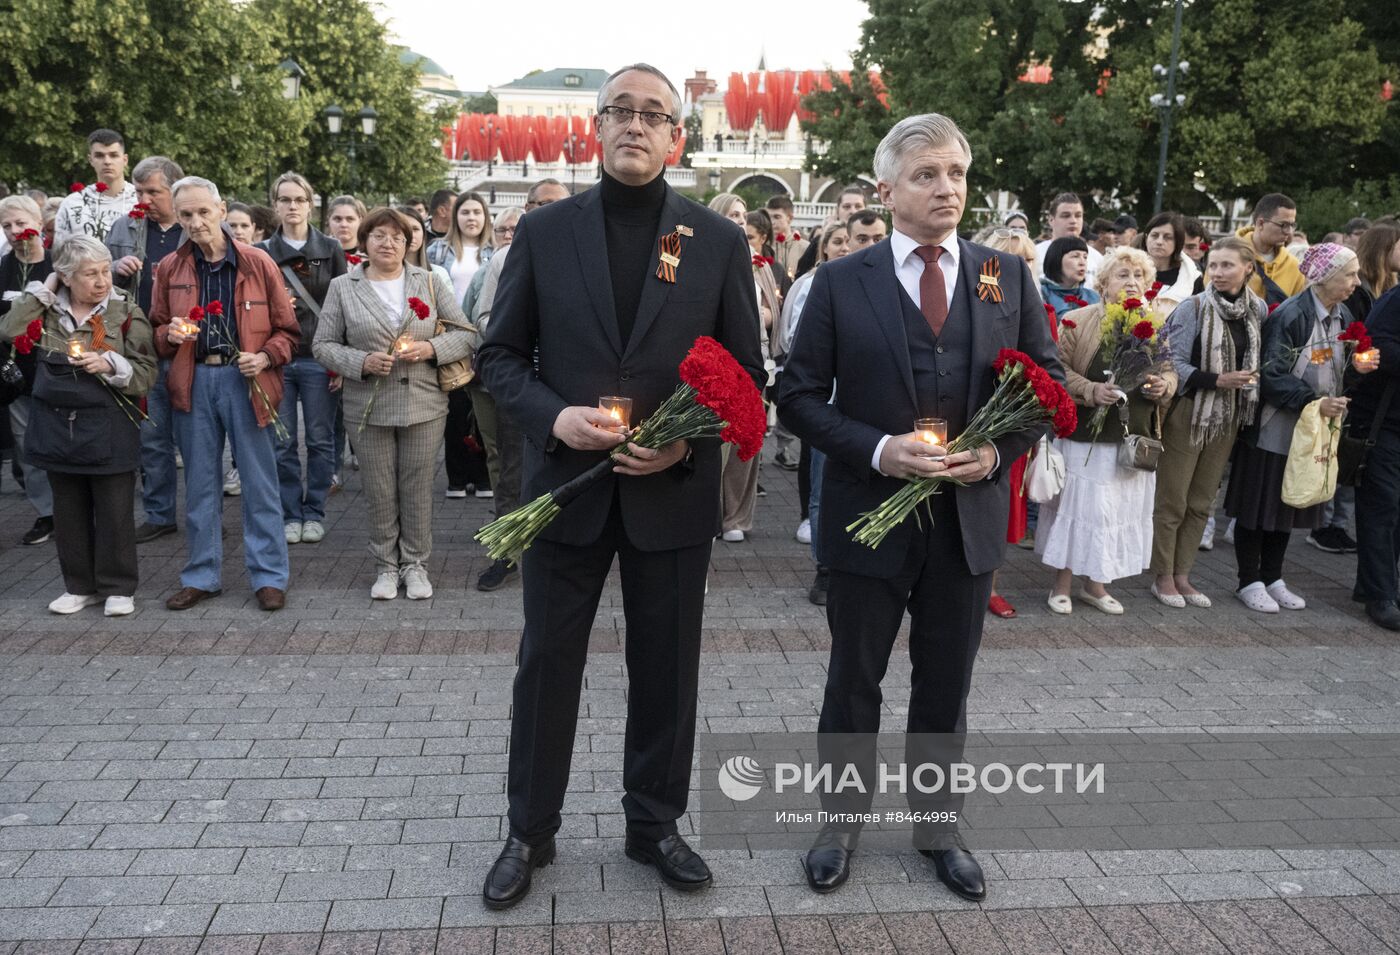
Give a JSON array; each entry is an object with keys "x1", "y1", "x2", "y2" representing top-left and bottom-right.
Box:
[{"x1": 915, "y1": 245, "x2": 948, "y2": 337}]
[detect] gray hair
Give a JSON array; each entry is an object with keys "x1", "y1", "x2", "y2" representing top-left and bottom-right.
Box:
[
  {"x1": 873, "y1": 113, "x2": 972, "y2": 184},
  {"x1": 596, "y1": 63, "x2": 682, "y2": 122},
  {"x1": 0, "y1": 195, "x2": 42, "y2": 224},
  {"x1": 52, "y1": 235, "x2": 112, "y2": 280},
  {"x1": 171, "y1": 175, "x2": 221, "y2": 203},
  {"x1": 132, "y1": 156, "x2": 184, "y2": 187},
  {"x1": 495, "y1": 205, "x2": 526, "y2": 225},
  {"x1": 525, "y1": 178, "x2": 564, "y2": 205}
]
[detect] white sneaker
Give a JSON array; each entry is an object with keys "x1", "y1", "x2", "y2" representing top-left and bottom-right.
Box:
[
  {"x1": 474, "y1": 487, "x2": 494, "y2": 499},
  {"x1": 403, "y1": 566, "x2": 433, "y2": 600},
  {"x1": 223, "y1": 468, "x2": 241, "y2": 496},
  {"x1": 104, "y1": 596, "x2": 135, "y2": 617},
  {"x1": 721, "y1": 529, "x2": 745, "y2": 542},
  {"x1": 284, "y1": 521, "x2": 303, "y2": 544},
  {"x1": 370, "y1": 572, "x2": 398, "y2": 600},
  {"x1": 300, "y1": 521, "x2": 324, "y2": 543},
  {"x1": 445, "y1": 487, "x2": 468, "y2": 499},
  {"x1": 1236, "y1": 581, "x2": 1279, "y2": 613},
  {"x1": 1266, "y1": 579, "x2": 1306, "y2": 610},
  {"x1": 48, "y1": 592, "x2": 102, "y2": 614},
  {"x1": 1222, "y1": 518, "x2": 1236, "y2": 545},
  {"x1": 795, "y1": 519, "x2": 812, "y2": 545}
]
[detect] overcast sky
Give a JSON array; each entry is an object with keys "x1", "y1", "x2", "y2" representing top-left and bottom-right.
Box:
[{"x1": 376, "y1": 0, "x2": 869, "y2": 95}]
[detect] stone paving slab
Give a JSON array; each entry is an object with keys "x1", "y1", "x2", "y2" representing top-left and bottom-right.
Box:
[{"x1": 0, "y1": 454, "x2": 1395, "y2": 950}]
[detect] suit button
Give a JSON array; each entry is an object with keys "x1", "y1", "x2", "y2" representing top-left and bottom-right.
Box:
[
  {"x1": 936, "y1": 345, "x2": 945, "y2": 354},
  {"x1": 939, "y1": 371, "x2": 949, "y2": 378},
  {"x1": 620, "y1": 374, "x2": 632, "y2": 381}
]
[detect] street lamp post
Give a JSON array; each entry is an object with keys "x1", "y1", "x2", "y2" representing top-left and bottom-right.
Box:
[
  {"x1": 1150, "y1": 0, "x2": 1189, "y2": 214},
  {"x1": 324, "y1": 104, "x2": 377, "y2": 196}
]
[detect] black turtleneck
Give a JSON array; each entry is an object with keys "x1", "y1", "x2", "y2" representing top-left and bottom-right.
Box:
[{"x1": 600, "y1": 169, "x2": 666, "y2": 346}]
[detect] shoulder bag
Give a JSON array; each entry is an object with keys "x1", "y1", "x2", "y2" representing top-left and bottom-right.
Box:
[
  {"x1": 1117, "y1": 399, "x2": 1164, "y2": 472},
  {"x1": 425, "y1": 272, "x2": 475, "y2": 391},
  {"x1": 1338, "y1": 379, "x2": 1396, "y2": 487}
]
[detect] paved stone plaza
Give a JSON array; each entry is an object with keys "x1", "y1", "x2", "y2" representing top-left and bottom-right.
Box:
[{"x1": 0, "y1": 454, "x2": 1396, "y2": 953}]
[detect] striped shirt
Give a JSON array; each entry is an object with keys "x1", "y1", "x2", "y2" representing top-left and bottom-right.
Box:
[{"x1": 193, "y1": 238, "x2": 238, "y2": 358}]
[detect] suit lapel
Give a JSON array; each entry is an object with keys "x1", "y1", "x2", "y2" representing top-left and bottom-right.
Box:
[
  {"x1": 571, "y1": 189, "x2": 623, "y2": 357},
  {"x1": 350, "y1": 267, "x2": 404, "y2": 337},
  {"x1": 958, "y1": 239, "x2": 1000, "y2": 410},
  {"x1": 622, "y1": 185, "x2": 692, "y2": 362},
  {"x1": 860, "y1": 241, "x2": 918, "y2": 411}
]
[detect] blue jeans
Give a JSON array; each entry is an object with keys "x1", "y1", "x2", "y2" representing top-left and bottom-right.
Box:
[
  {"x1": 171, "y1": 365, "x2": 289, "y2": 592},
  {"x1": 276, "y1": 357, "x2": 336, "y2": 522},
  {"x1": 8, "y1": 397, "x2": 53, "y2": 518},
  {"x1": 809, "y1": 448, "x2": 825, "y2": 565},
  {"x1": 139, "y1": 361, "x2": 177, "y2": 525},
  {"x1": 1323, "y1": 485, "x2": 1355, "y2": 533}
]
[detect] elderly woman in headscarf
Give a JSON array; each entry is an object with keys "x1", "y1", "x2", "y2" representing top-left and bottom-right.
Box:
[
  {"x1": 1223, "y1": 243, "x2": 1376, "y2": 613},
  {"x1": 1151, "y1": 236, "x2": 1266, "y2": 608}
]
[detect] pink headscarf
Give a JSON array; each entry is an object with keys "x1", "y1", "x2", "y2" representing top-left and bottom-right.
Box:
[{"x1": 1299, "y1": 242, "x2": 1357, "y2": 285}]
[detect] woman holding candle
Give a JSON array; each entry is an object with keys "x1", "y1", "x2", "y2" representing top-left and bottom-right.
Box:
[
  {"x1": 0, "y1": 195, "x2": 58, "y2": 547},
  {"x1": 1223, "y1": 243, "x2": 1374, "y2": 612},
  {"x1": 1, "y1": 237, "x2": 155, "y2": 616},
  {"x1": 1036, "y1": 246, "x2": 1177, "y2": 614},
  {"x1": 312, "y1": 208, "x2": 475, "y2": 600},
  {"x1": 1152, "y1": 236, "x2": 1266, "y2": 608}
]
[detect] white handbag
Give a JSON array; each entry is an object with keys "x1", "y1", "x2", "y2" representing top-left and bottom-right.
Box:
[{"x1": 1025, "y1": 435, "x2": 1066, "y2": 503}]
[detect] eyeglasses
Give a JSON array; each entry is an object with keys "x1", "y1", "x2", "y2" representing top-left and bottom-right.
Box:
[
  {"x1": 493, "y1": 224, "x2": 516, "y2": 235},
  {"x1": 367, "y1": 232, "x2": 405, "y2": 246},
  {"x1": 1264, "y1": 218, "x2": 1297, "y2": 233},
  {"x1": 598, "y1": 105, "x2": 675, "y2": 129},
  {"x1": 276, "y1": 196, "x2": 310, "y2": 206},
  {"x1": 991, "y1": 226, "x2": 1027, "y2": 238}
]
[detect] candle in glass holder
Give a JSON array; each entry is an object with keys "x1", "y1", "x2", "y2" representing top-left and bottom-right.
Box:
[
  {"x1": 599, "y1": 396, "x2": 633, "y2": 432},
  {"x1": 914, "y1": 417, "x2": 948, "y2": 451},
  {"x1": 393, "y1": 334, "x2": 413, "y2": 355},
  {"x1": 1358, "y1": 348, "x2": 1380, "y2": 365},
  {"x1": 66, "y1": 338, "x2": 84, "y2": 358},
  {"x1": 1309, "y1": 346, "x2": 1334, "y2": 365}
]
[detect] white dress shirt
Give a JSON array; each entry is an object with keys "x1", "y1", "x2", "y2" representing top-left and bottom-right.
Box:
[{"x1": 869, "y1": 230, "x2": 998, "y2": 478}]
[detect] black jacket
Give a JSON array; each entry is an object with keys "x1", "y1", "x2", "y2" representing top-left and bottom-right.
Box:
[
  {"x1": 1348, "y1": 285, "x2": 1400, "y2": 434},
  {"x1": 479, "y1": 180, "x2": 765, "y2": 552},
  {"x1": 0, "y1": 250, "x2": 54, "y2": 394},
  {"x1": 257, "y1": 228, "x2": 346, "y2": 357}
]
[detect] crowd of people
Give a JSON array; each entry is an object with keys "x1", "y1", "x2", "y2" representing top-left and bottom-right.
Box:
[{"x1": 0, "y1": 124, "x2": 1398, "y2": 631}]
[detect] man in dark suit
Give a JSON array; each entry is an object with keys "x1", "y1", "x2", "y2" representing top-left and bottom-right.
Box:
[
  {"x1": 778, "y1": 113, "x2": 1063, "y2": 902},
  {"x1": 477, "y1": 63, "x2": 764, "y2": 910}
]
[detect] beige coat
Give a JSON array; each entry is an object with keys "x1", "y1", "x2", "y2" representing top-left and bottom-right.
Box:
[
  {"x1": 1057, "y1": 303, "x2": 1178, "y2": 410},
  {"x1": 312, "y1": 263, "x2": 474, "y2": 428}
]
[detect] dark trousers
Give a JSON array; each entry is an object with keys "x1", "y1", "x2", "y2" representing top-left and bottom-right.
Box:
[
  {"x1": 1354, "y1": 427, "x2": 1400, "y2": 603},
  {"x1": 494, "y1": 410, "x2": 523, "y2": 517},
  {"x1": 798, "y1": 440, "x2": 812, "y2": 521},
  {"x1": 508, "y1": 497, "x2": 712, "y2": 844},
  {"x1": 50, "y1": 470, "x2": 138, "y2": 597},
  {"x1": 818, "y1": 492, "x2": 991, "y2": 845},
  {"x1": 1234, "y1": 527, "x2": 1291, "y2": 589},
  {"x1": 443, "y1": 390, "x2": 489, "y2": 490}
]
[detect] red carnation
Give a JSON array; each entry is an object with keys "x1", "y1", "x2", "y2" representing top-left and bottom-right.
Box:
[
  {"x1": 1123, "y1": 297, "x2": 1144, "y2": 311},
  {"x1": 95, "y1": 182, "x2": 109, "y2": 194},
  {"x1": 326, "y1": 371, "x2": 339, "y2": 380},
  {"x1": 187, "y1": 306, "x2": 205, "y2": 323},
  {"x1": 1044, "y1": 302, "x2": 1056, "y2": 320},
  {"x1": 408, "y1": 297, "x2": 430, "y2": 320},
  {"x1": 1061, "y1": 318, "x2": 1077, "y2": 329},
  {"x1": 1145, "y1": 288, "x2": 1158, "y2": 302},
  {"x1": 206, "y1": 301, "x2": 224, "y2": 317},
  {"x1": 1064, "y1": 295, "x2": 1087, "y2": 309},
  {"x1": 128, "y1": 209, "x2": 146, "y2": 220},
  {"x1": 1200, "y1": 241, "x2": 1211, "y2": 252},
  {"x1": 1053, "y1": 399, "x2": 1078, "y2": 438},
  {"x1": 1338, "y1": 321, "x2": 1369, "y2": 343},
  {"x1": 1151, "y1": 281, "x2": 1163, "y2": 291},
  {"x1": 790, "y1": 229, "x2": 800, "y2": 240},
  {"x1": 13, "y1": 336, "x2": 32, "y2": 356},
  {"x1": 1267, "y1": 302, "x2": 1280, "y2": 315},
  {"x1": 25, "y1": 320, "x2": 42, "y2": 342},
  {"x1": 679, "y1": 335, "x2": 767, "y2": 461},
  {"x1": 993, "y1": 348, "x2": 1034, "y2": 377},
  {"x1": 69, "y1": 182, "x2": 84, "y2": 193},
  {"x1": 17, "y1": 228, "x2": 39, "y2": 242},
  {"x1": 346, "y1": 254, "x2": 362, "y2": 266},
  {"x1": 776, "y1": 233, "x2": 787, "y2": 243},
  {"x1": 1132, "y1": 320, "x2": 1155, "y2": 340}
]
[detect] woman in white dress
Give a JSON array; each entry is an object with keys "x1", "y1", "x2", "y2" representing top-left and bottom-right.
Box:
[{"x1": 1037, "y1": 246, "x2": 1178, "y2": 614}]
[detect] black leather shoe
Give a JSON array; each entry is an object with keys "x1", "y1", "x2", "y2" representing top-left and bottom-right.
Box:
[
  {"x1": 482, "y1": 835, "x2": 555, "y2": 910},
  {"x1": 624, "y1": 832, "x2": 712, "y2": 891},
  {"x1": 919, "y1": 837, "x2": 986, "y2": 902},
  {"x1": 808, "y1": 566, "x2": 829, "y2": 606},
  {"x1": 135, "y1": 522, "x2": 178, "y2": 544},
  {"x1": 1366, "y1": 600, "x2": 1400, "y2": 631},
  {"x1": 802, "y1": 826, "x2": 857, "y2": 893}
]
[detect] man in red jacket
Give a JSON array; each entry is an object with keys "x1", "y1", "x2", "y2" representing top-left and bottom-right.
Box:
[{"x1": 150, "y1": 176, "x2": 300, "y2": 611}]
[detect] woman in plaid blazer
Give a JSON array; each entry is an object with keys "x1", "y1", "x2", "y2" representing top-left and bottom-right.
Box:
[{"x1": 313, "y1": 208, "x2": 474, "y2": 600}]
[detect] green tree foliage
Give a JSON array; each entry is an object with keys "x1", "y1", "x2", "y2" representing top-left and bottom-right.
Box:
[
  {"x1": 800, "y1": 67, "x2": 897, "y2": 188},
  {"x1": 800, "y1": 0, "x2": 1392, "y2": 225},
  {"x1": 0, "y1": 0, "x2": 448, "y2": 203},
  {"x1": 251, "y1": 0, "x2": 449, "y2": 204},
  {"x1": 0, "y1": 0, "x2": 308, "y2": 196}
]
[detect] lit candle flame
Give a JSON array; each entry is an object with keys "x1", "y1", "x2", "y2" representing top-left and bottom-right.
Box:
[
  {"x1": 609, "y1": 407, "x2": 622, "y2": 422},
  {"x1": 67, "y1": 338, "x2": 83, "y2": 358}
]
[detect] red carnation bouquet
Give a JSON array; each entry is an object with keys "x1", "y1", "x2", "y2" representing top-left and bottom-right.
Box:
[
  {"x1": 357, "y1": 295, "x2": 433, "y2": 432},
  {"x1": 1084, "y1": 291, "x2": 1168, "y2": 452},
  {"x1": 476, "y1": 336, "x2": 765, "y2": 563},
  {"x1": 848, "y1": 348, "x2": 1076, "y2": 549}
]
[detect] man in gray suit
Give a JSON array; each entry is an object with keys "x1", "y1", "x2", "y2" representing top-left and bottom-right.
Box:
[{"x1": 778, "y1": 113, "x2": 1064, "y2": 902}]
